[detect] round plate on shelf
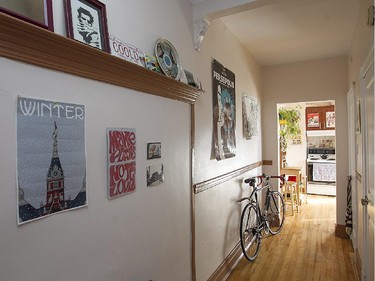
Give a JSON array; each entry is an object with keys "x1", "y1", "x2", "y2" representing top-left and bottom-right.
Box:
[{"x1": 154, "y1": 38, "x2": 182, "y2": 80}]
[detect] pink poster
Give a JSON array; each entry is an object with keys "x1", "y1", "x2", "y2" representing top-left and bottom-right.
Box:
[{"x1": 107, "y1": 128, "x2": 136, "y2": 199}]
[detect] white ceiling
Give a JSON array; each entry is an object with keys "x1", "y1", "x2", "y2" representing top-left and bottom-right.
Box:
[{"x1": 192, "y1": 0, "x2": 361, "y2": 66}]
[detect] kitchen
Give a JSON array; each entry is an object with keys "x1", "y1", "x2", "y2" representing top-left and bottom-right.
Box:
[{"x1": 279, "y1": 101, "x2": 336, "y2": 196}]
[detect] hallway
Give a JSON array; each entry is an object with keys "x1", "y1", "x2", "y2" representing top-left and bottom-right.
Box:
[{"x1": 226, "y1": 196, "x2": 358, "y2": 281}]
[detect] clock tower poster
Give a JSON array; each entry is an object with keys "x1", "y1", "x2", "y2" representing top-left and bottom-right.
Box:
[{"x1": 17, "y1": 97, "x2": 87, "y2": 224}]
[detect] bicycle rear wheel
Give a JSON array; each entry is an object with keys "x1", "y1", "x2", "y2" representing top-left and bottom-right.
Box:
[
  {"x1": 240, "y1": 204, "x2": 260, "y2": 261},
  {"x1": 266, "y1": 191, "x2": 285, "y2": 235}
]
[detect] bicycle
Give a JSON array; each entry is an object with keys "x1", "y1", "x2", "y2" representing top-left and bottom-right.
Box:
[{"x1": 237, "y1": 173, "x2": 286, "y2": 261}]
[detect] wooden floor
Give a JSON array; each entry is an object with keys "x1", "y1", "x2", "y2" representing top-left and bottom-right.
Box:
[{"x1": 226, "y1": 195, "x2": 358, "y2": 281}]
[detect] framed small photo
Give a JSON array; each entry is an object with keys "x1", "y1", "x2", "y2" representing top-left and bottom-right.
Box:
[
  {"x1": 64, "y1": 0, "x2": 110, "y2": 52},
  {"x1": 147, "y1": 142, "x2": 161, "y2": 160},
  {"x1": 0, "y1": 0, "x2": 54, "y2": 31}
]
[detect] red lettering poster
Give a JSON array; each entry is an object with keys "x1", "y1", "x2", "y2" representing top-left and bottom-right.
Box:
[{"x1": 107, "y1": 128, "x2": 136, "y2": 199}]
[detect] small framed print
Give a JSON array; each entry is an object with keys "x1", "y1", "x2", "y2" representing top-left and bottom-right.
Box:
[
  {"x1": 64, "y1": 0, "x2": 110, "y2": 52},
  {"x1": 0, "y1": 0, "x2": 54, "y2": 31},
  {"x1": 147, "y1": 142, "x2": 161, "y2": 160}
]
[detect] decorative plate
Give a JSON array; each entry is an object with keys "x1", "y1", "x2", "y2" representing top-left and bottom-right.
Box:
[{"x1": 154, "y1": 38, "x2": 182, "y2": 80}]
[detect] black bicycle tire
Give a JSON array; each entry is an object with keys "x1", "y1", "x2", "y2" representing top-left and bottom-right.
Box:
[
  {"x1": 267, "y1": 191, "x2": 285, "y2": 235},
  {"x1": 239, "y1": 203, "x2": 260, "y2": 261}
]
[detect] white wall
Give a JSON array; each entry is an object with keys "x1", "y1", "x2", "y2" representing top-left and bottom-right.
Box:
[
  {"x1": 0, "y1": 1, "x2": 196, "y2": 280},
  {"x1": 262, "y1": 56, "x2": 349, "y2": 226},
  {"x1": 0, "y1": 1, "x2": 265, "y2": 280},
  {"x1": 193, "y1": 18, "x2": 263, "y2": 281},
  {"x1": 0, "y1": 58, "x2": 192, "y2": 281}
]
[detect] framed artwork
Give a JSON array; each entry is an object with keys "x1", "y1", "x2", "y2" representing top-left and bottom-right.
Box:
[
  {"x1": 64, "y1": 0, "x2": 110, "y2": 52},
  {"x1": 0, "y1": 0, "x2": 54, "y2": 31},
  {"x1": 147, "y1": 142, "x2": 161, "y2": 159}
]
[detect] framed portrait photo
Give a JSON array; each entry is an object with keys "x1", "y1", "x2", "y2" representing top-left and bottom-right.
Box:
[
  {"x1": 64, "y1": 0, "x2": 110, "y2": 52},
  {"x1": 0, "y1": 0, "x2": 54, "y2": 31}
]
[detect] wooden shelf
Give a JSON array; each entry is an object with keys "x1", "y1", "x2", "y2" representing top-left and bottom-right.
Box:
[{"x1": 0, "y1": 13, "x2": 203, "y2": 104}]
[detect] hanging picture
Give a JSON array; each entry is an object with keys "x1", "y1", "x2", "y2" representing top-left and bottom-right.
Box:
[
  {"x1": 326, "y1": 111, "x2": 335, "y2": 128},
  {"x1": 107, "y1": 128, "x2": 136, "y2": 199},
  {"x1": 147, "y1": 142, "x2": 161, "y2": 159},
  {"x1": 307, "y1": 112, "x2": 320, "y2": 128},
  {"x1": 0, "y1": 0, "x2": 54, "y2": 31},
  {"x1": 242, "y1": 94, "x2": 259, "y2": 140},
  {"x1": 212, "y1": 59, "x2": 236, "y2": 160},
  {"x1": 146, "y1": 164, "x2": 164, "y2": 187},
  {"x1": 17, "y1": 97, "x2": 86, "y2": 224}
]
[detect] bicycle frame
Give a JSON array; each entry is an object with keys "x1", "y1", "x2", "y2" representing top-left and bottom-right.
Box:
[{"x1": 238, "y1": 173, "x2": 286, "y2": 261}]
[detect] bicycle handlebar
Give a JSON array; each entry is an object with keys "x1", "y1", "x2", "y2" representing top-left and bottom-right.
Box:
[{"x1": 244, "y1": 173, "x2": 285, "y2": 187}]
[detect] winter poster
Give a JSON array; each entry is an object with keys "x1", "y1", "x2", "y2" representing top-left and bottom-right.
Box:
[
  {"x1": 242, "y1": 94, "x2": 259, "y2": 140},
  {"x1": 107, "y1": 128, "x2": 136, "y2": 199},
  {"x1": 146, "y1": 164, "x2": 164, "y2": 187},
  {"x1": 17, "y1": 97, "x2": 86, "y2": 224},
  {"x1": 212, "y1": 59, "x2": 236, "y2": 160}
]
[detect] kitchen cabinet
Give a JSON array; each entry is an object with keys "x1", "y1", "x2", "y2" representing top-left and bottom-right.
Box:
[{"x1": 305, "y1": 105, "x2": 335, "y2": 130}]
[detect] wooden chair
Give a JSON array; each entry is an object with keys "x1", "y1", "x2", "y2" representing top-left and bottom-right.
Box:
[
  {"x1": 282, "y1": 176, "x2": 299, "y2": 215},
  {"x1": 300, "y1": 175, "x2": 308, "y2": 204}
]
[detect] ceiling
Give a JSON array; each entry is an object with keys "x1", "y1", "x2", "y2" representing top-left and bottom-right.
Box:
[{"x1": 193, "y1": 0, "x2": 361, "y2": 66}]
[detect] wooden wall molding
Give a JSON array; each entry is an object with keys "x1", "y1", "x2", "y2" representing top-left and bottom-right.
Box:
[
  {"x1": 207, "y1": 242, "x2": 242, "y2": 281},
  {"x1": 193, "y1": 161, "x2": 264, "y2": 194},
  {"x1": 0, "y1": 13, "x2": 203, "y2": 104}
]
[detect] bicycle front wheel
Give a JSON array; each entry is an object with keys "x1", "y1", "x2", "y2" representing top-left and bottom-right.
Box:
[
  {"x1": 266, "y1": 191, "x2": 285, "y2": 235},
  {"x1": 240, "y1": 204, "x2": 260, "y2": 261}
]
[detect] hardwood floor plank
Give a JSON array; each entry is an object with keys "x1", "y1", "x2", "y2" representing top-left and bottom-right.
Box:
[{"x1": 225, "y1": 195, "x2": 358, "y2": 281}]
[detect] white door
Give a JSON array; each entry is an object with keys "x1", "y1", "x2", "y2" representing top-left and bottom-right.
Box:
[{"x1": 360, "y1": 47, "x2": 374, "y2": 281}]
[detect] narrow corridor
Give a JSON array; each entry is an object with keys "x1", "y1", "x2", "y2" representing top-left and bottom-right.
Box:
[{"x1": 227, "y1": 196, "x2": 358, "y2": 281}]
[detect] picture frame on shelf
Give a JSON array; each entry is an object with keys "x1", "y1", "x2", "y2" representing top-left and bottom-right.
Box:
[
  {"x1": 184, "y1": 70, "x2": 197, "y2": 87},
  {"x1": 64, "y1": 0, "x2": 110, "y2": 52},
  {"x1": 0, "y1": 0, "x2": 54, "y2": 31}
]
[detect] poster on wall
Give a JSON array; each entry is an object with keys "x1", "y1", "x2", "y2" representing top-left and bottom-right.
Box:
[
  {"x1": 212, "y1": 59, "x2": 236, "y2": 160},
  {"x1": 326, "y1": 111, "x2": 335, "y2": 128},
  {"x1": 107, "y1": 128, "x2": 136, "y2": 199},
  {"x1": 242, "y1": 94, "x2": 259, "y2": 140},
  {"x1": 17, "y1": 97, "x2": 86, "y2": 224},
  {"x1": 307, "y1": 113, "x2": 320, "y2": 128}
]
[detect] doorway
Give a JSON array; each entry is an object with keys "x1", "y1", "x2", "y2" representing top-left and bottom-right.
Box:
[{"x1": 277, "y1": 101, "x2": 337, "y2": 213}]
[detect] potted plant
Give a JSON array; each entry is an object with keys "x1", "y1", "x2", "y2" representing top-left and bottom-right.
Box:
[{"x1": 278, "y1": 107, "x2": 302, "y2": 167}]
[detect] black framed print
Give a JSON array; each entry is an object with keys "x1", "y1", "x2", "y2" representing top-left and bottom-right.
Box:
[
  {"x1": 147, "y1": 142, "x2": 161, "y2": 160},
  {"x1": 0, "y1": 0, "x2": 54, "y2": 31},
  {"x1": 64, "y1": 0, "x2": 110, "y2": 52}
]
